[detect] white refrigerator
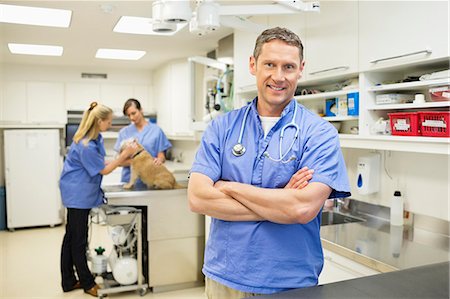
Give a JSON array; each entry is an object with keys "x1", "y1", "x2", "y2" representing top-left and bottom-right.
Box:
[{"x1": 4, "y1": 129, "x2": 63, "y2": 229}]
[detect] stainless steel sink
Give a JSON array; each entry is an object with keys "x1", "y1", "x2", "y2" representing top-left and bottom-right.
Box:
[{"x1": 321, "y1": 211, "x2": 365, "y2": 226}]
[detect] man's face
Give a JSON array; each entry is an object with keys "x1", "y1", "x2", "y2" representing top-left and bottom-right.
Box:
[{"x1": 249, "y1": 39, "x2": 304, "y2": 116}]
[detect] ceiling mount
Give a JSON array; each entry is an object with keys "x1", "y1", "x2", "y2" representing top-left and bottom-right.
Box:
[{"x1": 145, "y1": 0, "x2": 320, "y2": 35}]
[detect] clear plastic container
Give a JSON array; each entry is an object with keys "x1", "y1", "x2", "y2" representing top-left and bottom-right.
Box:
[{"x1": 390, "y1": 191, "x2": 404, "y2": 226}]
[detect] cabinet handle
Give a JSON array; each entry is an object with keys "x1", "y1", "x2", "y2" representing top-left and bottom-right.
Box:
[
  {"x1": 309, "y1": 66, "x2": 349, "y2": 76},
  {"x1": 370, "y1": 48, "x2": 432, "y2": 64}
]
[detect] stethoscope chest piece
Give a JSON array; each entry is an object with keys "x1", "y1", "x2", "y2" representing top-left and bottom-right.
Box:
[{"x1": 232, "y1": 143, "x2": 246, "y2": 157}]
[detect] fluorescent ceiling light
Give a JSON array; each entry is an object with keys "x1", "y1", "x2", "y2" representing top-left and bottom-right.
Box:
[
  {"x1": 95, "y1": 49, "x2": 146, "y2": 60},
  {"x1": 0, "y1": 4, "x2": 72, "y2": 27},
  {"x1": 113, "y1": 16, "x2": 187, "y2": 36},
  {"x1": 8, "y1": 43, "x2": 63, "y2": 56}
]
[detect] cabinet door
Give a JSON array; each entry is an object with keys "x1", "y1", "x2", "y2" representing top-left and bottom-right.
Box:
[
  {"x1": 153, "y1": 64, "x2": 173, "y2": 134},
  {"x1": 1, "y1": 81, "x2": 27, "y2": 122},
  {"x1": 359, "y1": 1, "x2": 449, "y2": 70},
  {"x1": 133, "y1": 85, "x2": 153, "y2": 114},
  {"x1": 27, "y1": 82, "x2": 66, "y2": 123},
  {"x1": 170, "y1": 61, "x2": 192, "y2": 135},
  {"x1": 234, "y1": 29, "x2": 259, "y2": 91},
  {"x1": 305, "y1": 1, "x2": 358, "y2": 80},
  {"x1": 65, "y1": 82, "x2": 101, "y2": 111},
  {"x1": 153, "y1": 60, "x2": 193, "y2": 137},
  {"x1": 100, "y1": 84, "x2": 133, "y2": 113},
  {"x1": 319, "y1": 249, "x2": 380, "y2": 284}
]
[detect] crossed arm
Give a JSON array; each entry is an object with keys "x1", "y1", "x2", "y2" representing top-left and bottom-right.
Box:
[{"x1": 188, "y1": 167, "x2": 332, "y2": 224}]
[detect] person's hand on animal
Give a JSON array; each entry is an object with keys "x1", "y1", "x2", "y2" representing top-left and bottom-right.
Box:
[
  {"x1": 119, "y1": 142, "x2": 136, "y2": 161},
  {"x1": 284, "y1": 167, "x2": 314, "y2": 189},
  {"x1": 153, "y1": 157, "x2": 163, "y2": 166}
]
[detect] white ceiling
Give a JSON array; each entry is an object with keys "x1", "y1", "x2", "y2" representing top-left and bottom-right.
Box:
[{"x1": 0, "y1": 1, "x2": 246, "y2": 71}]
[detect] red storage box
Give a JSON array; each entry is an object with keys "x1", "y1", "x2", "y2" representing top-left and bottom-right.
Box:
[
  {"x1": 429, "y1": 86, "x2": 450, "y2": 102},
  {"x1": 388, "y1": 112, "x2": 420, "y2": 136},
  {"x1": 419, "y1": 111, "x2": 450, "y2": 137}
]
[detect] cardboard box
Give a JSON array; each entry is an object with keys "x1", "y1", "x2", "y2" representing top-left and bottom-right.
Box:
[
  {"x1": 338, "y1": 97, "x2": 348, "y2": 116},
  {"x1": 347, "y1": 92, "x2": 359, "y2": 116},
  {"x1": 325, "y1": 98, "x2": 337, "y2": 116}
]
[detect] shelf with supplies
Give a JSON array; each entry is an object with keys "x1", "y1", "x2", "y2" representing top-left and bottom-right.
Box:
[
  {"x1": 366, "y1": 101, "x2": 450, "y2": 111},
  {"x1": 358, "y1": 57, "x2": 450, "y2": 143},
  {"x1": 367, "y1": 78, "x2": 450, "y2": 92},
  {"x1": 339, "y1": 134, "x2": 450, "y2": 155},
  {"x1": 295, "y1": 88, "x2": 359, "y2": 102},
  {"x1": 323, "y1": 116, "x2": 359, "y2": 121}
]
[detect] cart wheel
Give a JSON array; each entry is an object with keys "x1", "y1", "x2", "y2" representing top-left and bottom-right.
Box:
[{"x1": 139, "y1": 287, "x2": 148, "y2": 296}]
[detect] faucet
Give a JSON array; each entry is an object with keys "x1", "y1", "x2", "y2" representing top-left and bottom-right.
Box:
[{"x1": 334, "y1": 198, "x2": 351, "y2": 212}]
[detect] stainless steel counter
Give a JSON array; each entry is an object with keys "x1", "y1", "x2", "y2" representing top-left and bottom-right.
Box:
[{"x1": 320, "y1": 210, "x2": 450, "y2": 272}]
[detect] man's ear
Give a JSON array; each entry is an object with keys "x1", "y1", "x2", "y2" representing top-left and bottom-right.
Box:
[
  {"x1": 249, "y1": 56, "x2": 256, "y2": 76},
  {"x1": 298, "y1": 60, "x2": 305, "y2": 80}
]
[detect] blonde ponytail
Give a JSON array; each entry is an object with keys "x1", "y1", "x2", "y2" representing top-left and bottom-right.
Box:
[{"x1": 73, "y1": 102, "x2": 113, "y2": 146}]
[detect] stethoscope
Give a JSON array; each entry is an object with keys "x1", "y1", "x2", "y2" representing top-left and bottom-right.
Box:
[{"x1": 232, "y1": 103, "x2": 300, "y2": 163}]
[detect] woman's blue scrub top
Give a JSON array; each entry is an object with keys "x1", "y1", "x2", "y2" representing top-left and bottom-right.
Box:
[
  {"x1": 59, "y1": 135, "x2": 106, "y2": 209},
  {"x1": 114, "y1": 122, "x2": 171, "y2": 187},
  {"x1": 190, "y1": 98, "x2": 351, "y2": 294}
]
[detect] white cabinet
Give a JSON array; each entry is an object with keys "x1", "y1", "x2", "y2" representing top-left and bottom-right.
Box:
[
  {"x1": 1, "y1": 81, "x2": 65, "y2": 124},
  {"x1": 65, "y1": 82, "x2": 151, "y2": 114},
  {"x1": 27, "y1": 82, "x2": 66, "y2": 123},
  {"x1": 319, "y1": 249, "x2": 380, "y2": 285},
  {"x1": 359, "y1": 1, "x2": 449, "y2": 71},
  {"x1": 305, "y1": 1, "x2": 358, "y2": 81},
  {"x1": 100, "y1": 84, "x2": 134, "y2": 113},
  {"x1": 1, "y1": 81, "x2": 27, "y2": 122},
  {"x1": 65, "y1": 82, "x2": 101, "y2": 111},
  {"x1": 233, "y1": 29, "x2": 259, "y2": 93},
  {"x1": 153, "y1": 60, "x2": 193, "y2": 138}
]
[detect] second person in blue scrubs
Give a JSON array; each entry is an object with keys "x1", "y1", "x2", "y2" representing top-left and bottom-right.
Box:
[
  {"x1": 59, "y1": 102, "x2": 135, "y2": 297},
  {"x1": 114, "y1": 98, "x2": 172, "y2": 189}
]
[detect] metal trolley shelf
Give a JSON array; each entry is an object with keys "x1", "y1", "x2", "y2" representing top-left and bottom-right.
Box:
[{"x1": 95, "y1": 206, "x2": 148, "y2": 299}]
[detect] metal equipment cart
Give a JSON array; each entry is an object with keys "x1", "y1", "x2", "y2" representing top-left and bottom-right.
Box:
[{"x1": 96, "y1": 206, "x2": 148, "y2": 299}]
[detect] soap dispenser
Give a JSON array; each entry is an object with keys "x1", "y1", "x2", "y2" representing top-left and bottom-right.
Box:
[{"x1": 356, "y1": 153, "x2": 381, "y2": 195}]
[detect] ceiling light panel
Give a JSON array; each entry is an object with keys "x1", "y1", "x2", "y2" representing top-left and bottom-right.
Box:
[
  {"x1": 95, "y1": 49, "x2": 146, "y2": 60},
  {"x1": 113, "y1": 16, "x2": 187, "y2": 36},
  {"x1": 8, "y1": 43, "x2": 63, "y2": 56},
  {"x1": 0, "y1": 4, "x2": 72, "y2": 27}
]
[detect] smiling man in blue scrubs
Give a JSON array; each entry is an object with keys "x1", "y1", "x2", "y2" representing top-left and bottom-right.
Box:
[{"x1": 188, "y1": 27, "x2": 351, "y2": 298}]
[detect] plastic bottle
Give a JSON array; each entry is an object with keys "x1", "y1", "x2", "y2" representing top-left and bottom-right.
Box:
[
  {"x1": 390, "y1": 191, "x2": 404, "y2": 226},
  {"x1": 91, "y1": 246, "x2": 108, "y2": 274}
]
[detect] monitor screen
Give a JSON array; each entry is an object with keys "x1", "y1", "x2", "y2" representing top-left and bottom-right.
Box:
[{"x1": 65, "y1": 124, "x2": 79, "y2": 147}]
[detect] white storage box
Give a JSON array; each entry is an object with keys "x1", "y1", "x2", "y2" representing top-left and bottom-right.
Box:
[{"x1": 376, "y1": 93, "x2": 413, "y2": 105}]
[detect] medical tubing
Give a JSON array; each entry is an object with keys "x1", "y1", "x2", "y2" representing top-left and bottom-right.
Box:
[
  {"x1": 215, "y1": 68, "x2": 233, "y2": 111},
  {"x1": 279, "y1": 104, "x2": 299, "y2": 160},
  {"x1": 237, "y1": 105, "x2": 252, "y2": 144}
]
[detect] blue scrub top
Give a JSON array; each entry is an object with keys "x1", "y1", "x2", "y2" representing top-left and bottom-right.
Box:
[
  {"x1": 59, "y1": 135, "x2": 106, "y2": 209},
  {"x1": 191, "y1": 98, "x2": 351, "y2": 294},
  {"x1": 114, "y1": 122, "x2": 171, "y2": 187}
]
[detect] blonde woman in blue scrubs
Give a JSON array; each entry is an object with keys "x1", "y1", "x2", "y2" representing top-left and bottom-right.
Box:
[{"x1": 59, "y1": 102, "x2": 135, "y2": 297}]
